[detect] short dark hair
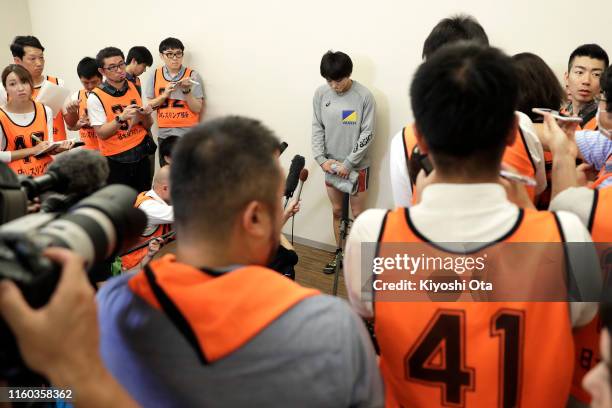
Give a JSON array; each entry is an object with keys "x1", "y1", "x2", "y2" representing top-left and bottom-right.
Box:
[
  {"x1": 410, "y1": 43, "x2": 518, "y2": 175},
  {"x1": 95, "y1": 47, "x2": 125, "y2": 69},
  {"x1": 126, "y1": 46, "x2": 153, "y2": 67},
  {"x1": 159, "y1": 37, "x2": 184, "y2": 53},
  {"x1": 422, "y1": 15, "x2": 488, "y2": 60},
  {"x1": 160, "y1": 135, "x2": 179, "y2": 159},
  {"x1": 513, "y1": 53, "x2": 565, "y2": 122},
  {"x1": 10, "y1": 36, "x2": 44, "y2": 59},
  {"x1": 1, "y1": 64, "x2": 33, "y2": 90},
  {"x1": 77, "y1": 57, "x2": 102, "y2": 79},
  {"x1": 171, "y1": 116, "x2": 282, "y2": 236},
  {"x1": 320, "y1": 51, "x2": 353, "y2": 81},
  {"x1": 568, "y1": 44, "x2": 609, "y2": 71},
  {"x1": 601, "y1": 65, "x2": 612, "y2": 112}
]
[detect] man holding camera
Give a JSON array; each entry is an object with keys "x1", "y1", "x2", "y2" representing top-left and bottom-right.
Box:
[{"x1": 87, "y1": 47, "x2": 155, "y2": 192}]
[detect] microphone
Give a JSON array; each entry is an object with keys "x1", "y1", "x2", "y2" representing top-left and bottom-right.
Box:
[
  {"x1": 294, "y1": 169, "x2": 308, "y2": 203},
  {"x1": 284, "y1": 155, "x2": 305, "y2": 200},
  {"x1": 279, "y1": 142, "x2": 288, "y2": 155},
  {"x1": 38, "y1": 149, "x2": 110, "y2": 212}
]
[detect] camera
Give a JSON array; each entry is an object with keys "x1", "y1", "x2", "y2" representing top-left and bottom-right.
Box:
[{"x1": 0, "y1": 183, "x2": 146, "y2": 384}]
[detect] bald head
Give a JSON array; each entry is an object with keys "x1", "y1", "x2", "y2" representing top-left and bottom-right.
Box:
[
  {"x1": 154, "y1": 165, "x2": 170, "y2": 186},
  {"x1": 153, "y1": 165, "x2": 171, "y2": 203}
]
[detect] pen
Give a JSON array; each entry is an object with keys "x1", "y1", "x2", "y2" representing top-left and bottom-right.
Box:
[
  {"x1": 31, "y1": 135, "x2": 43, "y2": 143},
  {"x1": 500, "y1": 170, "x2": 537, "y2": 187}
]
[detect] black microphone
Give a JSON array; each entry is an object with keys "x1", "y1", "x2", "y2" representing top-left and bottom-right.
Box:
[
  {"x1": 39, "y1": 149, "x2": 110, "y2": 212},
  {"x1": 279, "y1": 142, "x2": 288, "y2": 155},
  {"x1": 284, "y1": 155, "x2": 305, "y2": 205}
]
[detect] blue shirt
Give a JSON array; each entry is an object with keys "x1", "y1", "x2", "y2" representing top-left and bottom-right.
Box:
[{"x1": 576, "y1": 130, "x2": 612, "y2": 188}]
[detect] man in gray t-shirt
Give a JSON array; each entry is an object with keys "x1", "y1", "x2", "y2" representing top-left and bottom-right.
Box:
[
  {"x1": 145, "y1": 37, "x2": 206, "y2": 165},
  {"x1": 312, "y1": 51, "x2": 376, "y2": 274}
]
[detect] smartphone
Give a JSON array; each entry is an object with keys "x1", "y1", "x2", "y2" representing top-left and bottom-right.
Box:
[
  {"x1": 499, "y1": 170, "x2": 537, "y2": 187},
  {"x1": 532, "y1": 108, "x2": 583, "y2": 123}
]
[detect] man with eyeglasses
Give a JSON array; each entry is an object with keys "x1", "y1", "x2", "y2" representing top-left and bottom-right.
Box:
[
  {"x1": 145, "y1": 37, "x2": 205, "y2": 166},
  {"x1": 564, "y1": 44, "x2": 609, "y2": 130},
  {"x1": 87, "y1": 47, "x2": 154, "y2": 192},
  {"x1": 1, "y1": 36, "x2": 68, "y2": 141}
]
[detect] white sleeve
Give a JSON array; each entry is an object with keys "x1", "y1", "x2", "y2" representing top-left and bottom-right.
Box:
[
  {"x1": 0, "y1": 83, "x2": 7, "y2": 107},
  {"x1": 44, "y1": 106, "x2": 54, "y2": 143},
  {"x1": 0, "y1": 125, "x2": 10, "y2": 162},
  {"x1": 549, "y1": 187, "x2": 596, "y2": 228},
  {"x1": 556, "y1": 211, "x2": 600, "y2": 329},
  {"x1": 138, "y1": 200, "x2": 174, "y2": 225},
  {"x1": 517, "y1": 112, "x2": 547, "y2": 194},
  {"x1": 389, "y1": 129, "x2": 413, "y2": 207},
  {"x1": 344, "y1": 208, "x2": 387, "y2": 319},
  {"x1": 87, "y1": 93, "x2": 108, "y2": 126}
]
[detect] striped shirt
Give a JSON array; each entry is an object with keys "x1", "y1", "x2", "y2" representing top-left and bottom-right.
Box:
[{"x1": 576, "y1": 130, "x2": 612, "y2": 188}]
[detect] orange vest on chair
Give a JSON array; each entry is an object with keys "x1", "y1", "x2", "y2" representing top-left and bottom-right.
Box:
[
  {"x1": 128, "y1": 255, "x2": 320, "y2": 363},
  {"x1": 153, "y1": 67, "x2": 200, "y2": 128},
  {"x1": 374, "y1": 207, "x2": 573, "y2": 408},
  {"x1": 570, "y1": 186, "x2": 612, "y2": 403},
  {"x1": 77, "y1": 89, "x2": 98, "y2": 150},
  {"x1": 32, "y1": 76, "x2": 67, "y2": 141},
  {"x1": 0, "y1": 101, "x2": 52, "y2": 176},
  {"x1": 90, "y1": 81, "x2": 147, "y2": 157},
  {"x1": 121, "y1": 192, "x2": 172, "y2": 271}
]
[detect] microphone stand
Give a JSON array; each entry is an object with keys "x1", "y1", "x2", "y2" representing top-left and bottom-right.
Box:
[{"x1": 332, "y1": 192, "x2": 350, "y2": 296}]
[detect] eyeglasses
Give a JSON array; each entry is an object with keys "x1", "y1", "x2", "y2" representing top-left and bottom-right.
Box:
[
  {"x1": 103, "y1": 62, "x2": 126, "y2": 72},
  {"x1": 162, "y1": 51, "x2": 184, "y2": 59}
]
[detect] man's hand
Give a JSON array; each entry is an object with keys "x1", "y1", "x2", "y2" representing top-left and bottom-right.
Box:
[
  {"x1": 576, "y1": 163, "x2": 597, "y2": 187},
  {"x1": 540, "y1": 113, "x2": 579, "y2": 158},
  {"x1": 33, "y1": 141, "x2": 51, "y2": 156},
  {"x1": 75, "y1": 114, "x2": 90, "y2": 129},
  {"x1": 0, "y1": 248, "x2": 98, "y2": 384},
  {"x1": 64, "y1": 99, "x2": 80, "y2": 116},
  {"x1": 177, "y1": 77, "x2": 192, "y2": 92},
  {"x1": 162, "y1": 82, "x2": 178, "y2": 98}
]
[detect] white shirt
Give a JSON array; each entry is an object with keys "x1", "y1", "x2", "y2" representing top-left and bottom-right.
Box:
[
  {"x1": 389, "y1": 112, "x2": 546, "y2": 207},
  {"x1": 86, "y1": 92, "x2": 108, "y2": 126},
  {"x1": 138, "y1": 189, "x2": 173, "y2": 235},
  {"x1": 0, "y1": 105, "x2": 55, "y2": 162},
  {"x1": 344, "y1": 183, "x2": 598, "y2": 327}
]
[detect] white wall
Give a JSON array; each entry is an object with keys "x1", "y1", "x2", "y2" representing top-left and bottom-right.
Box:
[
  {"x1": 24, "y1": 0, "x2": 612, "y2": 248},
  {"x1": 0, "y1": 0, "x2": 31, "y2": 65}
]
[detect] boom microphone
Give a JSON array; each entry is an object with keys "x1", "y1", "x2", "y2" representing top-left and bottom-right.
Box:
[
  {"x1": 284, "y1": 155, "x2": 305, "y2": 200},
  {"x1": 39, "y1": 149, "x2": 110, "y2": 212}
]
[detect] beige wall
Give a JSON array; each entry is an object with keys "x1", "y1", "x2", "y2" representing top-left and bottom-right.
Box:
[
  {"x1": 0, "y1": 0, "x2": 31, "y2": 66},
  {"x1": 22, "y1": 0, "x2": 612, "y2": 248}
]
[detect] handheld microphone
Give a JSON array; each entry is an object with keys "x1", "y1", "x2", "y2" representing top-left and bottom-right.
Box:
[
  {"x1": 294, "y1": 169, "x2": 308, "y2": 203},
  {"x1": 284, "y1": 155, "x2": 305, "y2": 199},
  {"x1": 279, "y1": 142, "x2": 288, "y2": 155}
]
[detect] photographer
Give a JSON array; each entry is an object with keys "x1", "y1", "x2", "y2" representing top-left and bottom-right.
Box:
[{"x1": 0, "y1": 248, "x2": 138, "y2": 408}]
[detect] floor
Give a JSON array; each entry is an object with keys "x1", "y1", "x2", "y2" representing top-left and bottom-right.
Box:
[{"x1": 293, "y1": 243, "x2": 347, "y2": 299}]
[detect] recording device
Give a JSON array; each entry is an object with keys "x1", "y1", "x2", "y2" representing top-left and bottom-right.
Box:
[
  {"x1": 0, "y1": 183, "x2": 146, "y2": 384},
  {"x1": 499, "y1": 170, "x2": 537, "y2": 186},
  {"x1": 532, "y1": 108, "x2": 583, "y2": 123},
  {"x1": 279, "y1": 142, "x2": 288, "y2": 155},
  {"x1": 284, "y1": 155, "x2": 305, "y2": 206},
  {"x1": 408, "y1": 146, "x2": 433, "y2": 185}
]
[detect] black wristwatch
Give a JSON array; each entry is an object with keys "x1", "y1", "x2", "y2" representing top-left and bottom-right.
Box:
[
  {"x1": 182, "y1": 88, "x2": 191, "y2": 94},
  {"x1": 115, "y1": 115, "x2": 126, "y2": 124}
]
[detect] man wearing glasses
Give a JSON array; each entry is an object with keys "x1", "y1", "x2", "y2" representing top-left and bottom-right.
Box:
[
  {"x1": 87, "y1": 47, "x2": 154, "y2": 192},
  {"x1": 145, "y1": 37, "x2": 205, "y2": 166}
]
